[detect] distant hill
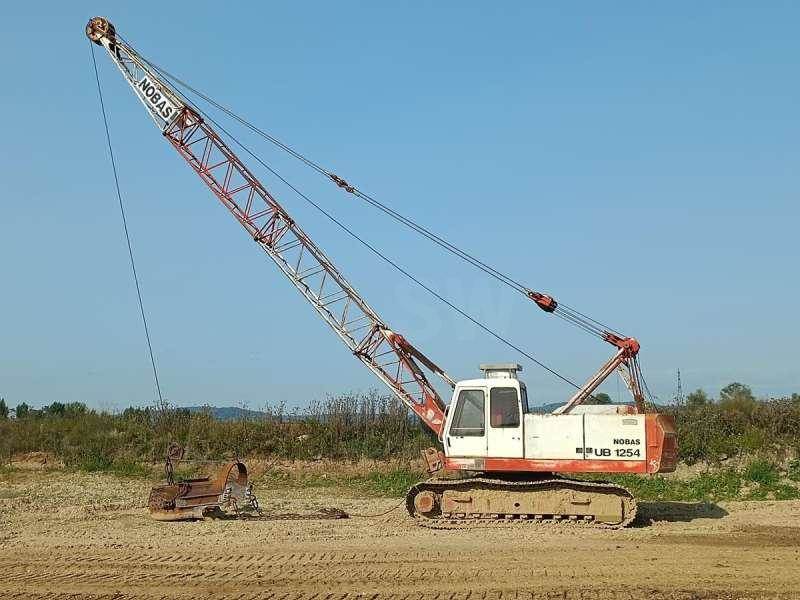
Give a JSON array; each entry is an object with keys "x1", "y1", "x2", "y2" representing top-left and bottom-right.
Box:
[
  {"x1": 529, "y1": 401, "x2": 635, "y2": 413},
  {"x1": 182, "y1": 406, "x2": 340, "y2": 422},
  {"x1": 183, "y1": 406, "x2": 270, "y2": 421},
  {"x1": 530, "y1": 402, "x2": 564, "y2": 414}
]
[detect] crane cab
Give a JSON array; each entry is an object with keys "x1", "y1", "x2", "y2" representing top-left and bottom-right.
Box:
[
  {"x1": 440, "y1": 364, "x2": 678, "y2": 474},
  {"x1": 443, "y1": 364, "x2": 528, "y2": 459}
]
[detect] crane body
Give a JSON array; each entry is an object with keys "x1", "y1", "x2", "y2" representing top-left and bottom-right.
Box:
[
  {"x1": 440, "y1": 365, "x2": 675, "y2": 473},
  {"x1": 88, "y1": 17, "x2": 676, "y2": 528}
]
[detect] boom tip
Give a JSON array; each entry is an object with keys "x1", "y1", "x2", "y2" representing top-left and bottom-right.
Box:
[{"x1": 86, "y1": 16, "x2": 115, "y2": 44}]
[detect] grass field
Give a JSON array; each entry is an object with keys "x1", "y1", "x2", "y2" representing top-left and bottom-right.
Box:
[
  {"x1": 2, "y1": 387, "x2": 800, "y2": 505},
  {"x1": 6, "y1": 452, "x2": 799, "y2": 503}
]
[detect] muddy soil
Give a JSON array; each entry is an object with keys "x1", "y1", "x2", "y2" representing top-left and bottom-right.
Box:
[{"x1": 1, "y1": 470, "x2": 799, "y2": 599}]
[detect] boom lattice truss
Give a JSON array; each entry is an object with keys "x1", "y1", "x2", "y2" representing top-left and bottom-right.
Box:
[{"x1": 87, "y1": 17, "x2": 452, "y2": 435}]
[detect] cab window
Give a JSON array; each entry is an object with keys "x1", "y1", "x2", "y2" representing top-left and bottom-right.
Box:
[
  {"x1": 490, "y1": 387, "x2": 520, "y2": 428},
  {"x1": 520, "y1": 384, "x2": 529, "y2": 413},
  {"x1": 450, "y1": 389, "x2": 485, "y2": 436}
]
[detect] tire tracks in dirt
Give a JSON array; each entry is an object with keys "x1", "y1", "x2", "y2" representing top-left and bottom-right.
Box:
[
  {"x1": 2, "y1": 475, "x2": 799, "y2": 599},
  {"x1": 1, "y1": 543, "x2": 795, "y2": 600}
]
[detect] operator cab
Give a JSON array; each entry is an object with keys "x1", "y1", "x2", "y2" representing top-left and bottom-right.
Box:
[{"x1": 444, "y1": 364, "x2": 528, "y2": 458}]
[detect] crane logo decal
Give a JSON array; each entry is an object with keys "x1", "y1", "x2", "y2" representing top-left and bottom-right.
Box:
[{"x1": 137, "y1": 76, "x2": 179, "y2": 122}]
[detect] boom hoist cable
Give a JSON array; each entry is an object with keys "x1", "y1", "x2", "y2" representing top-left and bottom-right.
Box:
[
  {"x1": 132, "y1": 53, "x2": 654, "y2": 410},
  {"x1": 119, "y1": 41, "x2": 596, "y2": 398},
  {"x1": 124, "y1": 47, "x2": 629, "y2": 345},
  {"x1": 92, "y1": 21, "x2": 654, "y2": 412}
]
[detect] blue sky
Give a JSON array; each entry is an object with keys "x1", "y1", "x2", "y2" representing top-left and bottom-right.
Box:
[{"x1": 1, "y1": 3, "x2": 798, "y2": 411}]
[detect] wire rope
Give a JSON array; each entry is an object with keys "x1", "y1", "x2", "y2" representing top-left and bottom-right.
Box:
[
  {"x1": 122, "y1": 41, "x2": 625, "y2": 342},
  {"x1": 90, "y1": 42, "x2": 166, "y2": 409}
]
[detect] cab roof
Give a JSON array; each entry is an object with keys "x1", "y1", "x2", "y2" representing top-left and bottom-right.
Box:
[{"x1": 455, "y1": 378, "x2": 524, "y2": 388}]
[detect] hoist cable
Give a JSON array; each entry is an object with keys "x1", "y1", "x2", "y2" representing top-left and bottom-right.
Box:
[
  {"x1": 109, "y1": 38, "x2": 611, "y2": 397},
  {"x1": 143, "y1": 77, "x2": 590, "y2": 393},
  {"x1": 90, "y1": 42, "x2": 166, "y2": 409},
  {"x1": 557, "y1": 304, "x2": 623, "y2": 338},
  {"x1": 127, "y1": 51, "x2": 530, "y2": 294},
  {"x1": 211, "y1": 122, "x2": 588, "y2": 392},
  {"x1": 113, "y1": 33, "x2": 331, "y2": 179},
  {"x1": 635, "y1": 358, "x2": 659, "y2": 411},
  {"x1": 124, "y1": 43, "x2": 626, "y2": 341}
]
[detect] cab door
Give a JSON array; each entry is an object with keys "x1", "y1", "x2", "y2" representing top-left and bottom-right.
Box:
[
  {"x1": 444, "y1": 388, "x2": 487, "y2": 457},
  {"x1": 486, "y1": 386, "x2": 524, "y2": 458}
]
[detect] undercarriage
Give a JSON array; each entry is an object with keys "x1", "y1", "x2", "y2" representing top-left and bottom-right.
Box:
[{"x1": 406, "y1": 475, "x2": 637, "y2": 529}]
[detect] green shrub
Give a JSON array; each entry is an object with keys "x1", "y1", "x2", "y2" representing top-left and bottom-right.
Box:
[
  {"x1": 681, "y1": 470, "x2": 743, "y2": 501},
  {"x1": 78, "y1": 449, "x2": 113, "y2": 472},
  {"x1": 358, "y1": 468, "x2": 422, "y2": 497},
  {"x1": 602, "y1": 467, "x2": 800, "y2": 503},
  {"x1": 788, "y1": 460, "x2": 800, "y2": 482},
  {"x1": 743, "y1": 460, "x2": 779, "y2": 485},
  {"x1": 667, "y1": 392, "x2": 800, "y2": 464}
]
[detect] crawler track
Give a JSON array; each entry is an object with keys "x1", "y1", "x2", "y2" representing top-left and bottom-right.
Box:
[{"x1": 406, "y1": 476, "x2": 637, "y2": 529}]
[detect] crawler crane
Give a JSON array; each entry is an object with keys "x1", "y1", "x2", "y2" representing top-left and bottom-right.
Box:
[{"x1": 87, "y1": 17, "x2": 677, "y2": 528}]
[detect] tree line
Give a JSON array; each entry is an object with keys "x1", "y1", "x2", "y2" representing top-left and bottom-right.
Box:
[{"x1": 1, "y1": 384, "x2": 799, "y2": 469}]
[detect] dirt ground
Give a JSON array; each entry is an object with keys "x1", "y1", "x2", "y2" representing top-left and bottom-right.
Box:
[{"x1": 1, "y1": 469, "x2": 799, "y2": 600}]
